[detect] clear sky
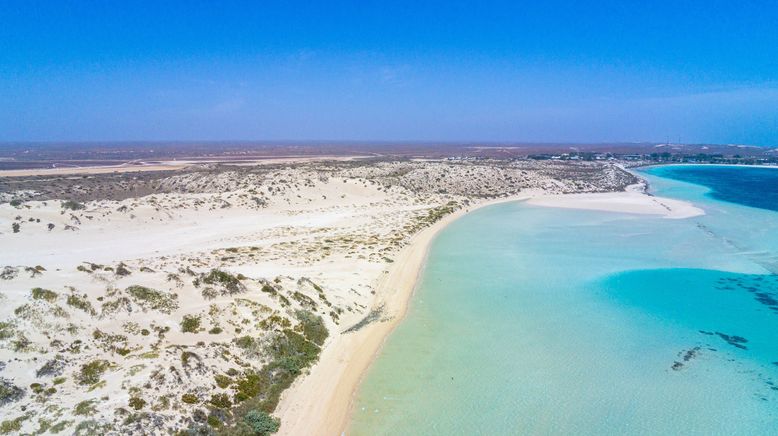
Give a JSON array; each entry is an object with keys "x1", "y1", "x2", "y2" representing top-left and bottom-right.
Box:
[{"x1": 1, "y1": 1, "x2": 777, "y2": 144}]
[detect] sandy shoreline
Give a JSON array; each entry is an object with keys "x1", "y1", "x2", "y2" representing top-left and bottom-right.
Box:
[
  {"x1": 274, "y1": 194, "x2": 529, "y2": 435},
  {"x1": 525, "y1": 189, "x2": 704, "y2": 219},
  {"x1": 0, "y1": 159, "x2": 689, "y2": 434},
  {"x1": 275, "y1": 187, "x2": 702, "y2": 435}
]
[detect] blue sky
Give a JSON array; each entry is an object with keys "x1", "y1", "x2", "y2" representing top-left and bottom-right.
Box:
[{"x1": 1, "y1": 1, "x2": 777, "y2": 144}]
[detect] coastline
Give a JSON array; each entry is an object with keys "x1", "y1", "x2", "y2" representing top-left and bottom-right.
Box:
[
  {"x1": 274, "y1": 194, "x2": 529, "y2": 436},
  {"x1": 275, "y1": 187, "x2": 702, "y2": 435}
]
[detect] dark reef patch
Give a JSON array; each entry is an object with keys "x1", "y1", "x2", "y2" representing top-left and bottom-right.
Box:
[
  {"x1": 715, "y1": 274, "x2": 778, "y2": 314},
  {"x1": 671, "y1": 346, "x2": 702, "y2": 371},
  {"x1": 699, "y1": 330, "x2": 749, "y2": 350}
]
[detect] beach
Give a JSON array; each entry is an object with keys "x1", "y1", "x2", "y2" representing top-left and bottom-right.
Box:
[
  {"x1": 346, "y1": 166, "x2": 778, "y2": 435},
  {"x1": 5, "y1": 158, "x2": 770, "y2": 435},
  {"x1": 0, "y1": 158, "x2": 645, "y2": 434},
  {"x1": 275, "y1": 185, "x2": 703, "y2": 435},
  {"x1": 275, "y1": 195, "x2": 528, "y2": 435}
]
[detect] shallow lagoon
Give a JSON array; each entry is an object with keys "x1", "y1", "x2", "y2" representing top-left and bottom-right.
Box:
[{"x1": 350, "y1": 166, "x2": 778, "y2": 435}]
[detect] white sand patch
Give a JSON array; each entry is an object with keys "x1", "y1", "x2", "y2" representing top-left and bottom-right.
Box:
[{"x1": 526, "y1": 189, "x2": 704, "y2": 219}]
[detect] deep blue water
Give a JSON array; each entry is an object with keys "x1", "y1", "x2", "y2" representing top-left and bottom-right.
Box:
[{"x1": 648, "y1": 165, "x2": 778, "y2": 212}]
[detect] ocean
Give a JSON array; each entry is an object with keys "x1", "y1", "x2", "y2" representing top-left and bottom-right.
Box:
[{"x1": 349, "y1": 165, "x2": 778, "y2": 435}]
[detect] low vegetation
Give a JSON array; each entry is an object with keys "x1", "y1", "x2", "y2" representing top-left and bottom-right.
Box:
[
  {"x1": 31, "y1": 287, "x2": 58, "y2": 302},
  {"x1": 180, "y1": 315, "x2": 202, "y2": 333},
  {"x1": 61, "y1": 200, "x2": 85, "y2": 210},
  {"x1": 0, "y1": 322, "x2": 15, "y2": 341},
  {"x1": 74, "y1": 400, "x2": 97, "y2": 416},
  {"x1": 126, "y1": 285, "x2": 178, "y2": 313},
  {"x1": 295, "y1": 310, "x2": 328, "y2": 346},
  {"x1": 243, "y1": 410, "x2": 280, "y2": 436},
  {"x1": 66, "y1": 294, "x2": 96, "y2": 315},
  {"x1": 199, "y1": 269, "x2": 246, "y2": 294},
  {"x1": 76, "y1": 360, "x2": 110, "y2": 386},
  {"x1": 181, "y1": 393, "x2": 199, "y2": 404},
  {"x1": 0, "y1": 416, "x2": 28, "y2": 435},
  {"x1": 0, "y1": 379, "x2": 25, "y2": 407},
  {"x1": 224, "y1": 319, "x2": 326, "y2": 434},
  {"x1": 128, "y1": 397, "x2": 146, "y2": 410},
  {"x1": 209, "y1": 393, "x2": 232, "y2": 409}
]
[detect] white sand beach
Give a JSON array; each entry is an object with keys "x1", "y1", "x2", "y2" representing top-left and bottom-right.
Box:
[
  {"x1": 0, "y1": 159, "x2": 700, "y2": 434},
  {"x1": 274, "y1": 184, "x2": 703, "y2": 436},
  {"x1": 526, "y1": 189, "x2": 704, "y2": 219}
]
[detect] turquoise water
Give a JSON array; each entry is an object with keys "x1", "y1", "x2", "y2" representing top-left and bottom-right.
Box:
[{"x1": 350, "y1": 165, "x2": 778, "y2": 435}]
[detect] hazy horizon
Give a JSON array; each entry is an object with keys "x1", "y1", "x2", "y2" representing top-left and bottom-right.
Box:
[{"x1": 2, "y1": 1, "x2": 777, "y2": 145}]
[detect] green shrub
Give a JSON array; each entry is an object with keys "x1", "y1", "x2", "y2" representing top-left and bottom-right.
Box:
[
  {"x1": 128, "y1": 397, "x2": 146, "y2": 410},
  {"x1": 208, "y1": 393, "x2": 231, "y2": 409},
  {"x1": 261, "y1": 284, "x2": 291, "y2": 306},
  {"x1": 201, "y1": 269, "x2": 245, "y2": 294},
  {"x1": 214, "y1": 374, "x2": 232, "y2": 389},
  {"x1": 180, "y1": 315, "x2": 201, "y2": 333},
  {"x1": 181, "y1": 351, "x2": 198, "y2": 366},
  {"x1": 35, "y1": 356, "x2": 65, "y2": 377},
  {"x1": 36, "y1": 418, "x2": 52, "y2": 433},
  {"x1": 126, "y1": 285, "x2": 178, "y2": 313},
  {"x1": 233, "y1": 372, "x2": 266, "y2": 403},
  {"x1": 67, "y1": 294, "x2": 96, "y2": 315},
  {"x1": 0, "y1": 379, "x2": 24, "y2": 406},
  {"x1": 100, "y1": 297, "x2": 132, "y2": 316},
  {"x1": 201, "y1": 287, "x2": 218, "y2": 300},
  {"x1": 295, "y1": 310, "x2": 328, "y2": 346},
  {"x1": 258, "y1": 315, "x2": 291, "y2": 330},
  {"x1": 0, "y1": 322, "x2": 14, "y2": 340},
  {"x1": 31, "y1": 288, "x2": 58, "y2": 302},
  {"x1": 0, "y1": 415, "x2": 28, "y2": 434},
  {"x1": 239, "y1": 329, "x2": 321, "y2": 408},
  {"x1": 115, "y1": 263, "x2": 131, "y2": 277},
  {"x1": 181, "y1": 393, "x2": 199, "y2": 404},
  {"x1": 243, "y1": 410, "x2": 280, "y2": 435},
  {"x1": 207, "y1": 415, "x2": 221, "y2": 428},
  {"x1": 235, "y1": 335, "x2": 254, "y2": 349},
  {"x1": 76, "y1": 360, "x2": 110, "y2": 386},
  {"x1": 291, "y1": 292, "x2": 317, "y2": 309},
  {"x1": 61, "y1": 200, "x2": 85, "y2": 210},
  {"x1": 74, "y1": 400, "x2": 97, "y2": 416},
  {"x1": 72, "y1": 420, "x2": 110, "y2": 435},
  {"x1": 48, "y1": 420, "x2": 73, "y2": 433}
]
